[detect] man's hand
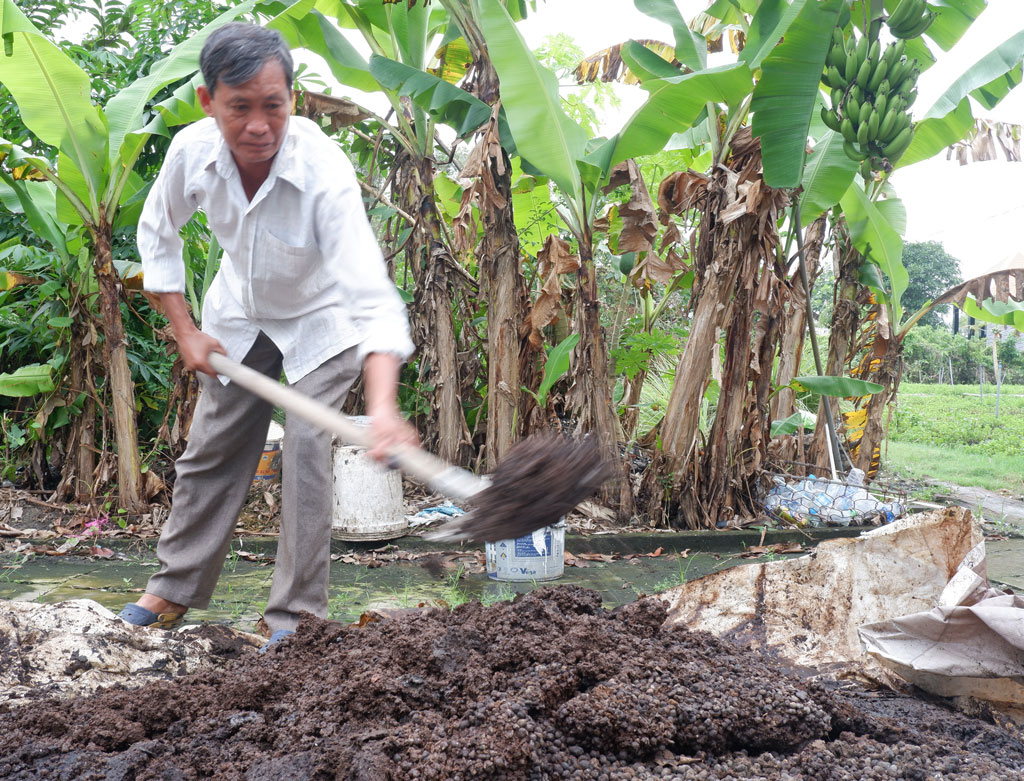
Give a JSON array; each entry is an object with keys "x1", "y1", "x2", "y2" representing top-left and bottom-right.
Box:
[
  {"x1": 367, "y1": 409, "x2": 419, "y2": 464},
  {"x1": 363, "y1": 352, "x2": 419, "y2": 464},
  {"x1": 177, "y1": 328, "x2": 227, "y2": 377},
  {"x1": 158, "y1": 292, "x2": 226, "y2": 377}
]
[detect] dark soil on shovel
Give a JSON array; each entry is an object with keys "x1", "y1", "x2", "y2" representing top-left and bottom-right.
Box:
[{"x1": 1, "y1": 587, "x2": 1021, "y2": 780}]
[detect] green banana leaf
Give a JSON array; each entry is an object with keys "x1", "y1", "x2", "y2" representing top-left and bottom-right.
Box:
[
  {"x1": 703, "y1": 0, "x2": 746, "y2": 25},
  {"x1": 898, "y1": 99, "x2": 974, "y2": 168},
  {"x1": 962, "y1": 296, "x2": 1024, "y2": 332},
  {"x1": 799, "y1": 130, "x2": 857, "y2": 223},
  {"x1": 477, "y1": 0, "x2": 587, "y2": 203},
  {"x1": 368, "y1": 55, "x2": 491, "y2": 137},
  {"x1": 924, "y1": 29, "x2": 1024, "y2": 120},
  {"x1": 610, "y1": 63, "x2": 753, "y2": 167},
  {"x1": 875, "y1": 197, "x2": 906, "y2": 236},
  {"x1": 384, "y1": 0, "x2": 431, "y2": 70},
  {"x1": 54, "y1": 152, "x2": 92, "y2": 226},
  {"x1": 104, "y1": 0, "x2": 259, "y2": 177},
  {"x1": 771, "y1": 412, "x2": 807, "y2": 437},
  {"x1": 137, "y1": 77, "x2": 208, "y2": 138},
  {"x1": 620, "y1": 40, "x2": 682, "y2": 81},
  {"x1": 632, "y1": 0, "x2": 706, "y2": 72},
  {"x1": 271, "y1": 6, "x2": 378, "y2": 93},
  {"x1": 899, "y1": 29, "x2": 1024, "y2": 168},
  {"x1": 0, "y1": 363, "x2": 54, "y2": 397},
  {"x1": 972, "y1": 61, "x2": 1024, "y2": 110},
  {"x1": 750, "y1": 0, "x2": 843, "y2": 189},
  {"x1": 840, "y1": 184, "x2": 908, "y2": 323},
  {"x1": 740, "y1": 0, "x2": 808, "y2": 71},
  {"x1": 0, "y1": 164, "x2": 67, "y2": 261},
  {"x1": 792, "y1": 375, "x2": 884, "y2": 397},
  {"x1": 536, "y1": 333, "x2": 579, "y2": 408},
  {"x1": 0, "y1": 0, "x2": 106, "y2": 214}
]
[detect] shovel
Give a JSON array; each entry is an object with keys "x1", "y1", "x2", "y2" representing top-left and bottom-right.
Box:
[{"x1": 208, "y1": 353, "x2": 609, "y2": 543}]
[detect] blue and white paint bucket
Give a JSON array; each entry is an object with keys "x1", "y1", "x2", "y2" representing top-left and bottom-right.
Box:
[{"x1": 485, "y1": 520, "x2": 565, "y2": 581}]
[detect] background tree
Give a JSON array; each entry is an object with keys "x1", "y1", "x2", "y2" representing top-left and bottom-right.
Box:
[{"x1": 900, "y1": 240, "x2": 964, "y2": 328}]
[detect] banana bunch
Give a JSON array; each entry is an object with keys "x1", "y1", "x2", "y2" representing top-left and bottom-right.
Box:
[
  {"x1": 886, "y1": 0, "x2": 936, "y2": 40},
  {"x1": 820, "y1": 29, "x2": 919, "y2": 175}
]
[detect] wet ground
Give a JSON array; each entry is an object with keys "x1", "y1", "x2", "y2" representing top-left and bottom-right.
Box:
[
  {"x1": 2, "y1": 524, "x2": 1022, "y2": 632},
  {"x1": 0, "y1": 527, "x2": 883, "y2": 630},
  {"x1": 2, "y1": 587, "x2": 1022, "y2": 779}
]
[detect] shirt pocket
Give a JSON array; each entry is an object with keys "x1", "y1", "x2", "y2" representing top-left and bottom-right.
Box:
[{"x1": 250, "y1": 229, "x2": 327, "y2": 318}]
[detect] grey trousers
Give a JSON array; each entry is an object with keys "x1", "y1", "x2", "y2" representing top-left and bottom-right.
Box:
[{"x1": 146, "y1": 332, "x2": 361, "y2": 632}]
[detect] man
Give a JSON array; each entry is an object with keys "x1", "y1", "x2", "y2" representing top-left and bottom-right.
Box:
[{"x1": 118, "y1": 23, "x2": 416, "y2": 650}]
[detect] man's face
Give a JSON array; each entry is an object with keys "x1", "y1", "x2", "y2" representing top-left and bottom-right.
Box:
[{"x1": 198, "y1": 59, "x2": 291, "y2": 170}]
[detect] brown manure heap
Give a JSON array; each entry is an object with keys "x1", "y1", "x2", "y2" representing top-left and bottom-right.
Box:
[{"x1": 1, "y1": 587, "x2": 1022, "y2": 779}]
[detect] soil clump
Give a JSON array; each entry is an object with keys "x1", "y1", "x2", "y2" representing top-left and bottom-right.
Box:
[{"x1": 0, "y1": 586, "x2": 1021, "y2": 779}]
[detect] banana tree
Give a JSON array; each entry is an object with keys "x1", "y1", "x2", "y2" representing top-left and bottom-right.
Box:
[
  {"x1": 0, "y1": 0, "x2": 258, "y2": 508},
  {"x1": 477, "y1": 0, "x2": 757, "y2": 514},
  {"x1": 800, "y1": 9, "x2": 1024, "y2": 476},
  {"x1": 436, "y1": 0, "x2": 534, "y2": 470}
]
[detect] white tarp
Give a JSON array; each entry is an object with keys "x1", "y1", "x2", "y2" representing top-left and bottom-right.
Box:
[
  {"x1": 0, "y1": 598, "x2": 262, "y2": 706},
  {"x1": 859, "y1": 541, "x2": 1024, "y2": 711},
  {"x1": 660, "y1": 507, "x2": 981, "y2": 669}
]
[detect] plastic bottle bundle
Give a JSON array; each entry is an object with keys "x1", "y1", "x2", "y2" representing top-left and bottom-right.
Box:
[{"x1": 763, "y1": 468, "x2": 904, "y2": 527}]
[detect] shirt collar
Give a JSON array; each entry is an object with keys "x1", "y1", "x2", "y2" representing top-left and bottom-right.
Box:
[{"x1": 203, "y1": 119, "x2": 306, "y2": 192}]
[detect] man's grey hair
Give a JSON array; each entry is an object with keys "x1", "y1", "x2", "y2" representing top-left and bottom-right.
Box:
[{"x1": 200, "y1": 23, "x2": 293, "y2": 95}]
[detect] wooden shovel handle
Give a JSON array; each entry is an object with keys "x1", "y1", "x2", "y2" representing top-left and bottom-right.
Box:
[{"x1": 207, "y1": 353, "x2": 484, "y2": 501}]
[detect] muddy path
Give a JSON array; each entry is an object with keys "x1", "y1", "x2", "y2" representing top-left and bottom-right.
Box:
[{"x1": 1, "y1": 587, "x2": 1021, "y2": 780}]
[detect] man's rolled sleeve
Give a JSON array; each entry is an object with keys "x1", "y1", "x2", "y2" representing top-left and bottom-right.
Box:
[{"x1": 138, "y1": 139, "x2": 196, "y2": 294}]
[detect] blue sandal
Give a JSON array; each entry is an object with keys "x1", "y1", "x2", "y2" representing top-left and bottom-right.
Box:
[
  {"x1": 117, "y1": 603, "x2": 186, "y2": 630},
  {"x1": 258, "y1": 629, "x2": 295, "y2": 654}
]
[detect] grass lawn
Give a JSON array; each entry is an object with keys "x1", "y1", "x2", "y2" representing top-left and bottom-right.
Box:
[{"x1": 880, "y1": 383, "x2": 1024, "y2": 494}]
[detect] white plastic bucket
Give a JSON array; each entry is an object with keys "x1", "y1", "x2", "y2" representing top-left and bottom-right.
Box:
[
  {"x1": 485, "y1": 521, "x2": 565, "y2": 581},
  {"x1": 331, "y1": 416, "x2": 407, "y2": 541},
  {"x1": 253, "y1": 421, "x2": 284, "y2": 481}
]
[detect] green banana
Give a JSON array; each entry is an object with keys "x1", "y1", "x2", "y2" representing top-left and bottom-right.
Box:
[
  {"x1": 856, "y1": 55, "x2": 873, "y2": 86},
  {"x1": 867, "y1": 40, "x2": 881, "y2": 67},
  {"x1": 875, "y1": 80, "x2": 891, "y2": 100},
  {"x1": 881, "y1": 42, "x2": 899, "y2": 70},
  {"x1": 874, "y1": 91, "x2": 889, "y2": 119},
  {"x1": 821, "y1": 106, "x2": 842, "y2": 132},
  {"x1": 867, "y1": 109, "x2": 880, "y2": 141},
  {"x1": 883, "y1": 126, "x2": 914, "y2": 159},
  {"x1": 867, "y1": 58, "x2": 889, "y2": 93},
  {"x1": 828, "y1": 65, "x2": 847, "y2": 88},
  {"x1": 841, "y1": 117, "x2": 858, "y2": 143},
  {"x1": 854, "y1": 34, "x2": 869, "y2": 66},
  {"x1": 859, "y1": 159, "x2": 875, "y2": 180},
  {"x1": 877, "y1": 108, "x2": 899, "y2": 141},
  {"x1": 887, "y1": 0, "x2": 922, "y2": 32},
  {"x1": 844, "y1": 140, "x2": 868, "y2": 162},
  {"x1": 857, "y1": 119, "x2": 870, "y2": 145},
  {"x1": 904, "y1": 88, "x2": 918, "y2": 107},
  {"x1": 846, "y1": 99, "x2": 861, "y2": 125},
  {"x1": 891, "y1": 39, "x2": 906, "y2": 62},
  {"x1": 851, "y1": 85, "x2": 864, "y2": 105},
  {"x1": 861, "y1": 98, "x2": 875, "y2": 123},
  {"x1": 887, "y1": 59, "x2": 909, "y2": 89},
  {"x1": 831, "y1": 88, "x2": 845, "y2": 108},
  {"x1": 845, "y1": 41, "x2": 859, "y2": 83},
  {"x1": 893, "y1": 10, "x2": 936, "y2": 40}
]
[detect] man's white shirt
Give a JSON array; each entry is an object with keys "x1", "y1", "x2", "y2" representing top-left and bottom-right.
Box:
[{"x1": 138, "y1": 115, "x2": 414, "y2": 383}]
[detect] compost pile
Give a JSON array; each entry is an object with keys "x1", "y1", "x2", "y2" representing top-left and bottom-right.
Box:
[{"x1": 1, "y1": 587, "x2": 1022, "y2": 780}]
